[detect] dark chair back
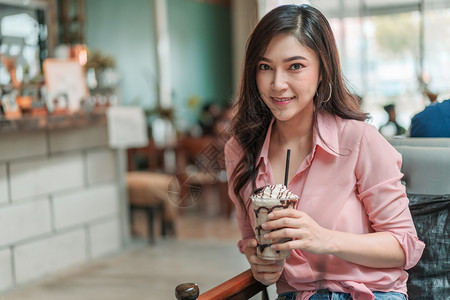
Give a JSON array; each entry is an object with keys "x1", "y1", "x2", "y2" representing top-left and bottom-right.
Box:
[{"x1": 392, "y1": 144, "x2": 450, "y2": 298}]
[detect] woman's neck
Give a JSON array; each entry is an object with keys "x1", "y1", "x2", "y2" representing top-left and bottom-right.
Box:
[
  {"x1": 268, "y1": 110, "x2": 315, "y2": 185},
  {"x1": 272, "y1": 111, "x2": 314, "y2": 148}
]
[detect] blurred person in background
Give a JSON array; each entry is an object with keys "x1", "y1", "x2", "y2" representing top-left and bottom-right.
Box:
[
  {"x1": 198, "y1": 103, "x2": 222, "y2": 136},
  {"x1": 379, "y1": 104, "x2": 406, "y2": 137},
  {"x1": 409, "y1": 98, "x2": 450, "y2": 137}
]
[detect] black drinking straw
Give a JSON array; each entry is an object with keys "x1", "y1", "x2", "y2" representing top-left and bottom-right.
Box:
[{"x1": 284, "y1": 149, "x2": 291, "y2": 186}]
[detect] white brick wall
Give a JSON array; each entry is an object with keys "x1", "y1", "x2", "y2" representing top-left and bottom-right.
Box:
[
  {"x1": 53, "y1": 184, "x2": 119, "y2": 230},
  {"x1": 14, "y1": 229, "x2": 88, "y2": 284},
  {"x1": 0, "y1": 249, "x2": 13, "y2": 291},
  {"x1": 9, "y1": 154, "x2": 84, "y2": 201},
  {"x1": 49, "y1": 126, "x2": 109, "y2": 153},
  {"x1": 86, "y1": 149, "x2": 117, "y2": 184},
  {"x1": 0, "y1": 198, "x2": 52, "y2": 247},
  {"x1": 0, "y1": 123, "x2": 127, "y2": 292},
  {"x1": 0, "y1": 131, "x2": 47, "y2": 162},
  {"x1": 89, "y1": 219, "x2": 121, "y2": 258},
  {"x1": 0, "y1": 164, "x2": 8, "y2": 204}
]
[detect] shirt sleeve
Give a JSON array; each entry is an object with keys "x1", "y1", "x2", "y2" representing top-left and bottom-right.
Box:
[
  {"x1": 224, "y1": 138, "x2": 255, "y2": 253},
  {"x1": 355, "y1": 124, "x2": 425, "y2": 270}
]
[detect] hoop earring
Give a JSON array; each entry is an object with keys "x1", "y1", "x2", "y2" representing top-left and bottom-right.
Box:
[{"x1": 323, "y1": 82, "x2": 332, "y2": 103}]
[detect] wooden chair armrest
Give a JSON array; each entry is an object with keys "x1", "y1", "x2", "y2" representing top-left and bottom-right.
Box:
[{"x1": 175, "y1": 269, "x2": 269, "y2": 300}]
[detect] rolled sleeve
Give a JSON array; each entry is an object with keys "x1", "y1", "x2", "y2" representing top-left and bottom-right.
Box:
[
  {"x1": 356, "y1": 125, "x2": 425, "y2": 269},
  {"x1": 225, "y1": 138, "x2": 255, "y2": 253},
  {"x1": 390, "y1": 231, "x2": 426, "y2": 269}
]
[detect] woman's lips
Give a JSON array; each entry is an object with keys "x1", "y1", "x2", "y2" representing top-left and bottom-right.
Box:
[{"x1": 271, "y1": 96, "x2": 295, "y2": 105}]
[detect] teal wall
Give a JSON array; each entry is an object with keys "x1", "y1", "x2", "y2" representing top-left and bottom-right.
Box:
[
  {"x1": 167, "y1": 0, "x2": 233, "y2": 127},
  {"x1": 84, "y1": 0, "x2": 233, "y2": 129},
  {"x1": 85, "y1": 0, "x2": 158, "y2": 110}
]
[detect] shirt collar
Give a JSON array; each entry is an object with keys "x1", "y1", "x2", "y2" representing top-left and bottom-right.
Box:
[
  {"x1": 314, "y1": 111, "x2": 340, "y2": 157},
  {"x1": 257, "y1": 112, "x2": 339, "y2": 170}
]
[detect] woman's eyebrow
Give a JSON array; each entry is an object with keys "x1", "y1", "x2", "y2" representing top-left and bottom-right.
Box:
[
  {"x1": 259, "y1": 56, "x2": 308, "y2": 62},
  {"x1": 284, "y1": 56, "x2": 307, "y2": 62}
]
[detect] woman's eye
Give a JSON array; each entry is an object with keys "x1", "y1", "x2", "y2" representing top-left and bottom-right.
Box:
[
  {"x1": 289, "y1": 63, "x2": 303, "y2": 70},
  {"x1": 259, "y1": 64, "x2": 270, "y2": 70}
]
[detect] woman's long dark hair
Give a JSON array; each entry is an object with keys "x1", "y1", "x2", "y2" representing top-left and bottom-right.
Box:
[{"x1": 229, "y1": 4, "x2": 369, "y2": 209}]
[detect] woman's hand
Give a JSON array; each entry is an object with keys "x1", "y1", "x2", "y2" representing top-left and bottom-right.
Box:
[
  {"x1": 263, "y1": 208, "x2": 406, "y2": 268},
  {"x1": 244, "y1": 238, "x2": 285, "y2": 285},
  {"x1": 262, "y1": 208, "x2": 333, "y2": 255}
]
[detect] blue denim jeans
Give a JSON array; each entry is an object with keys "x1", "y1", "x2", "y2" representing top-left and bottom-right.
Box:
[{"x1": 276, "y1": 290, "x2": 407, "y2": 300}]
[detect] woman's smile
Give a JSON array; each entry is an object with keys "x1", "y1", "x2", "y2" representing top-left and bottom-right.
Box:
[{"x1": 271, "y1": 96, "x2": 296, "y2": 105}]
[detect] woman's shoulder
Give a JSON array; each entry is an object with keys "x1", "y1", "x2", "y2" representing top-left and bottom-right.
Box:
[
  {"x1": 332, "y1": 117, "x2": 401, "y2": 169},
  {"x1": 224, "y1": 136, "x2": 243, "y2": 163},
  {"x1": 334, "y1": 116, "x2": 372, "y2": 134},
  {"x1": 335, "y1": 116, "x2": 389, "y2": 146}
]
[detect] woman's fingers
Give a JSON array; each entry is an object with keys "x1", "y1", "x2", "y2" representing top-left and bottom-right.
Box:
[
  {"x1": 247, "y1": 239, "x2": 258, "y2": 248},
  {"x1": 263, "y1": 209, "x2": 305, "y2": 230},
  {"x1": 249, "y1": 252, "x2": 284, "y2": 265},
  {"x1": 264, "y1": 227, "x2": 299, "y2": 240},
  {"x1": 245, "y1": 237, "x2": 286, "y2": 285},
  {"x1": 251, "y1": 260, "x2": 285, "y2": 285},
  {"x1": 251, "y1": 262, "x2": 284, "y2": 273},
  {"x1": 252, "y1": 270, "x2": 283, "y2": 286},
  {"x1": 263, "y1": 217, "x2": 301, "y2": 231},
  {"x1": 246, "y1": 238, "x2": 281, "y2": 265},
  {"x1": 268, "y1": 208, "x2": 303, "y2": 219},
  {"x1": 270, "y1": 239, "x2": 299, "y2": 250}
]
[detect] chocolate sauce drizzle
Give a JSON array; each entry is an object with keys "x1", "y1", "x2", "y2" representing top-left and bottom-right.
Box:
[
  {"x1": 255, "y1": 225, "x2": 263, "y2": 236},
  {"x1": 257, "y1": 243, "x2": 280, "y2": 254},
  {"x1": 253, "y1": 199, "x2": 297, "y2": 218}
]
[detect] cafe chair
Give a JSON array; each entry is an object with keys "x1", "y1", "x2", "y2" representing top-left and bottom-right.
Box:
[
  {"x1": 175, "y1": 269, "x2": 268, "y2": 300},
  {"x1": 391, "y1": 143, "x2": 450, "y2": 298},
  {"x1": 126, "y1": 171, "x2": 178, "y2": 244},
  {"x1": 176, "y1": 135, "x2": 232, "y2": 217}
]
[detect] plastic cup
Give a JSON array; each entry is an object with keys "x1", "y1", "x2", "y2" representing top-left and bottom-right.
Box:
[{"x1": 251, "y1": 196, "x2": 298, "y2": 260}]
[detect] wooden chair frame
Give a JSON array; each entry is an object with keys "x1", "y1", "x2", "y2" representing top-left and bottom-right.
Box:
[{"x1": 176, "y1": 269, "x2": 269, "y2": 300}]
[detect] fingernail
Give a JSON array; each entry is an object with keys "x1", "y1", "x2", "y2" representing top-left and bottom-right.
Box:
[
  {"x1": 264, "y1": 234, "x2": 268, "y2": 238},
  {"x1": 268, "y1": 213, "x2": 274, "y2": 218},
  {"x1": 261, "y1": 223, "x2": 267, "y2": 229}
]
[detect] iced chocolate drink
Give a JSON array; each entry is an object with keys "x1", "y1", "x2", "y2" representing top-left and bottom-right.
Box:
[{"x1": 251, "y1": 184, "x2": 299, "y2": 260}]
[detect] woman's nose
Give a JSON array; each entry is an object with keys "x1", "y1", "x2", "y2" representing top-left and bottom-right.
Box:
[{"x1": 271, "y1": 71, "x2": 288, "y2": 91}]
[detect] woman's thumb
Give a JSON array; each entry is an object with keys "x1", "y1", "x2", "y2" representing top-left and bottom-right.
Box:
[{"x1": 247, "y1": 239, "x2": 258, "y2": 248}]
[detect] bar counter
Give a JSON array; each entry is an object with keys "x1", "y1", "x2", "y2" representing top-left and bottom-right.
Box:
[{"x1": 0, "y1": 111, "x2": 107, "y2": 133}]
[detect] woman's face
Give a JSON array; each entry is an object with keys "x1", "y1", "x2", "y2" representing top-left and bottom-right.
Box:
[{"x1": 256, "y1": 33, "x2": 321, "y2": 122}]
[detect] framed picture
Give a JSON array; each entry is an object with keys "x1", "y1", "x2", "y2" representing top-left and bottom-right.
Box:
[{"x1": 43, "y1": 59, "x2": 89, "y2": 112}]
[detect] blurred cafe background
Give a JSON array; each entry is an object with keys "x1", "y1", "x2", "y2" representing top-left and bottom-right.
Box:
[{"x1": 0, "y1": 0, "x2": 449, "y2": 299}]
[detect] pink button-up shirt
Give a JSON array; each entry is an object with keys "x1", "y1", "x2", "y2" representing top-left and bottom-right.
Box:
[{"x1": 224, "y1": 112, "x2": 425, "y2": 300}]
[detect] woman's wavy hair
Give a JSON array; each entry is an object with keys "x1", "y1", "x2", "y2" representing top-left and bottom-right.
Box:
[{"x1": 229, "y1": 4, "x2": 369, "y2": 209}]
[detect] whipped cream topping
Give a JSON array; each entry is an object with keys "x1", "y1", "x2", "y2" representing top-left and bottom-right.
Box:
[{"x1": 252, "y1": 184, "x2": 299, "y2": 200}]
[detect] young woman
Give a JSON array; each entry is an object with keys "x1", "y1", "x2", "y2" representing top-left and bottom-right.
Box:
[{"x1": 224, "y1": 4, "x2": 424, "y2": 300}]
